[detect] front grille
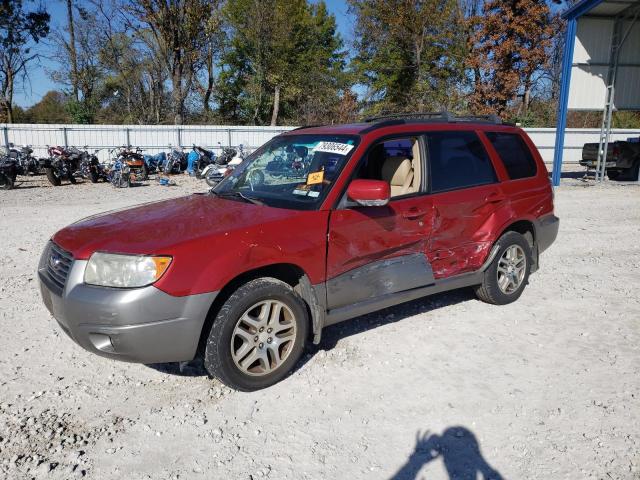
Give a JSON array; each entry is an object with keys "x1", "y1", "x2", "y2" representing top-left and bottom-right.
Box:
[{"x1": 45, "y1": 242, "x2": 74, "y2": 292}]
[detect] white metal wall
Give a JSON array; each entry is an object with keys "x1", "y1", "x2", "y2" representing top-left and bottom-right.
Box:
[
  {"x1": 525, "y1": 127, "x2": 640, "y2": 164},
  {"x1": 2, "y1": 123, "x2": 639, "y2": 166},
  {"x1": 569, "y1": 17, "x2": 640, "y2": 110},
  {"x1": 0, "y1": 124, "x2": 293, "y2": 162}
]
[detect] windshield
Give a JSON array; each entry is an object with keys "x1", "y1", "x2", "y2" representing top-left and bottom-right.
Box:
[{"x1": 212, "y1": 134, "x2": 359, "y2": 209}]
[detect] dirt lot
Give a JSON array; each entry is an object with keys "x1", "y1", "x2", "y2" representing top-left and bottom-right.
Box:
[{"x1": 1, "y1": 173, "x2": 639, "y2": 480}]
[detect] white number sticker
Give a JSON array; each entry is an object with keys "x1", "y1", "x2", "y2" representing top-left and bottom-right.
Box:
[{"x1": 313, "y1": 141, "x2": 354, "y2": 155}]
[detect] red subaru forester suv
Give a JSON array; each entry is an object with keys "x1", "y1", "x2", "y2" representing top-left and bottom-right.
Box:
[{"x1": 39, "y1": 113, "x2": 559, "y2": 391}]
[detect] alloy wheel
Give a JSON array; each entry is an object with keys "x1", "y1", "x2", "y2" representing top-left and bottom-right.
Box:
[
  {"x1": 230, "y1": 300, "x2": 297, "y2": 376},
  {"x1": 496, "y1": 245, "x2": 526, "y2": 294}
]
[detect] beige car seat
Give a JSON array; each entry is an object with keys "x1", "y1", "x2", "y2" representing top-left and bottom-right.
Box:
[{"x1": 382, "y1": 156, "x2": 415, "y2": 197}]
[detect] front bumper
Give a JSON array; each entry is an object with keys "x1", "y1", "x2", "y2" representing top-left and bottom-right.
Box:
[{"x1": 38, "y1": 248, "x2": 216, "y2": 364}]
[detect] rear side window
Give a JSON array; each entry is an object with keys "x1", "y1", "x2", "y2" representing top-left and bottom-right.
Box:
[
  {"x1": 426, "y1": 131, "x2": 497, "y2": 193},
  {"x1": 485, "y1": 132, "x2": 537, "y2": 179}
]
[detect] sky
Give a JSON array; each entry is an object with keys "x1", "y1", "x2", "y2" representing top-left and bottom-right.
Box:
[{"x1": 14, "y1": 0, "x2": 357, "y2": 108}]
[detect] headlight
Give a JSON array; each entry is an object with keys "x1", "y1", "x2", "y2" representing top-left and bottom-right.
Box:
[{"x1": 84, "y1": 252, "x2": 172, "y2": 288}]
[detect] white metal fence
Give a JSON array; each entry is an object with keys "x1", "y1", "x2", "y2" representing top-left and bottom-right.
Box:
[{"x1": 1, "y1": 123, "x2": 639, "y2": 166}]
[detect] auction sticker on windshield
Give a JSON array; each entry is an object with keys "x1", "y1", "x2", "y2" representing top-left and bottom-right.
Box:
[
  {"x1": 313, "y1": 141, "x2": 354, "y2": 155},
  {"x1": 306, "y1": 171, "x2": 324, "y2": 185}
]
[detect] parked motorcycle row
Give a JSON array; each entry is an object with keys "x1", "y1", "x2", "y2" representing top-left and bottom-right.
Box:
[{"x1": 0, "y1": 143, "x2": 249, "y2": 190}]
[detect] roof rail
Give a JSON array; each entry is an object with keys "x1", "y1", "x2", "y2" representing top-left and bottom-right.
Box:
[
  {"x1": 363, "y1": 111, "x2": 506, "y2": 126},
  {"x1": 287, "y1": 124, "x2": 324, "y2": 131}
]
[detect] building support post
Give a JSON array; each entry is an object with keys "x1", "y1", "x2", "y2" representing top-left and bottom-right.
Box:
[{"x1": 552, "y1": 18, "x2": 577, "y2": 187}]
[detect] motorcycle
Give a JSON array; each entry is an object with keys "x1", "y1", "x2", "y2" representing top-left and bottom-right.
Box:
[
  {"x1": 162, "y1": 148, "x2": 187, "y2": 175},
  {"x1": 40, "y1": 146, "x2": 82, "y2": 186},
  {"x1": 6, "y1": 144, "x2": 41, "y2": 176},
  {"x1": 264, "y1": 145, "x2": 310, "y2": 179},
  {"x1": 0, "y1": 144, "x2": 42, "y2": 189},
  {"x1": 105, "y1": 149, "x2": 131, "y2": 188},
  {"x1": 116, "y1": 146, "x2": 148, "y2": 181},
  {"x1": 187, "y1": 145, "x2": 215, "y2": 178},
  {"x1": 143, "y1": 151, "x2": 167, "y2": 174},
  {"x1": 0, "y1": 155, "x2": 18, "y2": 190},
  {"x1": 79, "y1": 148, "x2": 107, "y2": 183},
  {"x1": 203, "y1": 144, "x2": 249, "y2": 187}
]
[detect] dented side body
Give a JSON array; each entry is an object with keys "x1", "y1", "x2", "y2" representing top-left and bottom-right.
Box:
[{"x1": 41, "y1": 120, "x2": 558, "y2": 362}]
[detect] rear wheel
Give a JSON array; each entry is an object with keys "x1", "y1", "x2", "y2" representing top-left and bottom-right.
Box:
[
  {"x1": 45, "y1": 168, "x2": 62, "y2": 186},
  {"x1": 204, "y1": 278, "x2": 309, "y2": 391},
  {"x1": 607, "y1": 169, "x2": 621, "y2": 180},
  {"x1": 475, "y1": 231, "x2": 532, "y2": 305},
  {"x1": 89, "y1": 169, "x2": 99, "y2": 183},
  {"x1": 68, "y1": 171, "x2": 77, "y2": 184}
]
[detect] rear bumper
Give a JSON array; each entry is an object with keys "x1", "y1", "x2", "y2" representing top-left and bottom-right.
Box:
[
  {"x1": 579, "y1": 159, "x2": 617, "y2": 169},
  {"x1": 39, "y1": 256, "x2": 216, "y2": 364},
  {"x1": 536, "y1": 214, "x2": 559, "y2": 254}
]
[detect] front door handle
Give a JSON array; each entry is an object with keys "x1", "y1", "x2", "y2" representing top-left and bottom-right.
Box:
[{"x1": 402, "y1": 207, "x2": 429, "y2": 219}]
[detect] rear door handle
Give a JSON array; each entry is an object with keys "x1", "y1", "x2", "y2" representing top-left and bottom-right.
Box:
[{"x1": 485, "y1": 192, "x2": 506, "y2": 203}]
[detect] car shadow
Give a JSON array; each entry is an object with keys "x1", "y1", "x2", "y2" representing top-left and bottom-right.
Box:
[
  {"x1": 310, "y1": 288, "x2": 474, "y2": 353},
  {"x1": 390, "y1": 427, "x2": 504, "y2": 480},
  {"x1": 148, "y1": 288, "x2": 475, "y2": 379},
  {"x1": 147, "y1": 357, "x2": 208, "y2": 377}
]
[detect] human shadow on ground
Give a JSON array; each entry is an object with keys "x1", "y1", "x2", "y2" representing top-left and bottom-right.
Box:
[
  {"x1": 148, "y1": 288, "x2": 474, "y2": 378},
  {"x1": 390, "y1": 427, "x2": 503, "y2": 480}
]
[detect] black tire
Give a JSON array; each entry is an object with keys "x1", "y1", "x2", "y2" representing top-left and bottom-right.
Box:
[
  {"x1": 205, "y1": 171, "x2": 219, "y2": 187},
  {"x1": 68, "y1": 172, "x2": 77, "y2": 184},
  {"x1": 620, "y1": 161, "x2": 640, "y2": 181},
  {"x1": 607, "y1": 169, "x2": 621, "y2": 180},
  {"x1": 204, "y1": 278, "x2": 309, "y2": 391},
  {"x1": 0, "y1": 172, "x2": 14, "y2": 190},
  {"x1": 474, "y1": 231, "x2": 532, "y2": 305},
  {"x1": 45, "y1": 168, "x2": 62, "y2": 186},
  {"x1": 89, "y1": 169, "x2": 99, "y2": 183}
]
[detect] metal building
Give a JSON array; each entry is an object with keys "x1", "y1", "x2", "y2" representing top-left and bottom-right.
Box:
[{"x1": 552, "y1": 0, "x2": 640, "y2": 185}]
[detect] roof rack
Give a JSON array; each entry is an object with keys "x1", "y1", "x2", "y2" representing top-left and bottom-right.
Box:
[
  {"x1": 363, "y1": 111, "x2": 506, "y2": 125},
  {"x1": 288, "y1": 124, "x2": 324, "y2": 132}
]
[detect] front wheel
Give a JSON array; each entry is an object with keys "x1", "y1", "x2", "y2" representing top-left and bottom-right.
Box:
[
  {"x1": 204, "y1": 278, "x2": 309, "y2": 391},
  {"x1": 0, "y1": 172, "x2": 15, "y2": 190},
  {"x1": 45, "y1": 168, "x2": 62, "y2": 186},
  {"x1": 89, "y1": 169, "x2": 99, "y2": 183},
  {"x1": 475, "y1": 231, "x2": 532, "y2": 305},
  {"x1": 205, "y1": 170, "x2": 219, "y2": 187}
]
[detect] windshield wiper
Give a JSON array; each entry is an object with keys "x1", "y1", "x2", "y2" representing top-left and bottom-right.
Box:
[{"x1": 214, "y1": 190, "x2": 264, "y2": 206}]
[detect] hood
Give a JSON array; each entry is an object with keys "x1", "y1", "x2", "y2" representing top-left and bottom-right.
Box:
[{"x1": 52, "y1": 193, "x2": 302, "y2": 259}]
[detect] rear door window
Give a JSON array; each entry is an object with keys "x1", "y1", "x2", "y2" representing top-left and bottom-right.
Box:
[
  {"x1": 426, "y1": 131, "x2": 497, "y2": 193},
  {"x1": 485, "y1": 132, "x2": 537, "y2": 179}
]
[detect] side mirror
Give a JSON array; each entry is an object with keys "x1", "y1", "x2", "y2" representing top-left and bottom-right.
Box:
[{"x1": 346, "y1": 179, "x2": 390, "y2": 207}]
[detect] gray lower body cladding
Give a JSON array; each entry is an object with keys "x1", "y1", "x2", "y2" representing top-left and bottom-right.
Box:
[
  {"x1": 39, "y1": 258, "x2": 217, "y2": 364},
  {"x1": 535, "y1": 214, "x2": 559, "y2": 255}
]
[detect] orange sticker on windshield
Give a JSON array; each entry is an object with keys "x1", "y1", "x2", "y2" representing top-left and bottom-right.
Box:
[{"x1": 307, "y1": 171, "x2": 324, "y2": 185}]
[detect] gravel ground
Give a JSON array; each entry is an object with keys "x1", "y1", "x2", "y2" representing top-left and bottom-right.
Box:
[{"x1": 0, "y1": 172, "x2": 639, "y2": 480}]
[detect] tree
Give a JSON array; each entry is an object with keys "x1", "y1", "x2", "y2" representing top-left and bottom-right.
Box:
[
  {"x1": 219, "y1": 0, "x2": 346, "y2": 125},
  {"x1": 125, "y1": 0, "x2": 213, "y2": 124},
  {"x1": 0, "y1": 0, "x2": 49, "y2": 122},
  {"x1": 468, "y1": 0, "x2": 556, "y2": 116},
  {"x1": 52, "y1": 3, "x2": 104, "y2": 123},
  {"x1": 15, "y1": 90, "x2": 71, "y2": 123},
  {"x1": 349, "y1": 0, "x2": 466, "y2": 115},
  {"x1": 91, "y1": 0, "x2": 169, "y2": 124}
]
